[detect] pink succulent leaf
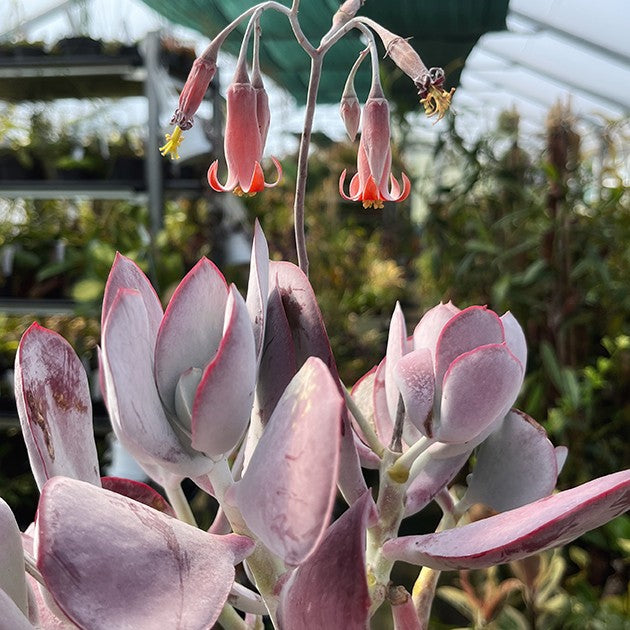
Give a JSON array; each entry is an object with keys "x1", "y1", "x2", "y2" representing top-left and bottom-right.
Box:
[
  {"x1": 14, "y1": 324, "x2": 100, "y2": 490},
  {"x1": 100, "y1": 476, "x2": 176, "y2": 517},
  {"x1": 101, "y1": 252, "x2": 162, "y2": 334},
  {"x1": 383, "y1": 470, "x2": 630, "y2": 570},
  {"x1": 246, "y1": 219, "x2": 270, "y2": 363},
  {"x1": 269, "y1": 261, "x2": 367, "y2": 503},
  {"x1": 500, "y1": 311, "x2": 527, "y2": 371},
  {"x1": 385, "y1": 302, "x2": 410, "y2": 422},
  {"x1": 102, "y1": 288, "x2": 213, "y2": 478},
  {"x1": 434, "y1": 306, "x2": 506, "y2": 389},
  {"x1": 0, "y1": 588, "x2": 34, "y2": 630},
  {"x1": 234, "y1": 358, "x2": 343, "y2": 565},
  {"x1": 413, "y1": 301, "x2": 460, "y2": 358},
  {"x1": 277, "y1": 491, "x2": 377, "y2": 629},
  {"x1": 36, "y1": 477, "x2": 254, "y2": 630},
  {"x1": 373, "y1": 359, "x2": 394, "y2": 444},
  {"x1": 350, "y1": 367, "x2": 381, "y2": 469},
  {"x1": 390, "y1": 586, "x2": 422, "y2": 630},
  {"x1": 192, "y1": 285, "x2": 257, "y2": 456},
  {"x1": 404, "y1": 444, "x2": 471, "y2": 517},
  {"x1": 462, "y1": 410, "x2": 559, "y2": 512},
  {"x1": 0, "y1": 498, "x2": 29, "y2": 617},
  {"x1": 438, "y1": 344, "x2": 524, "y2": 443},
  {"x1": 394, "y1": 348, "x2": 435, "y2": 436},
  {"x1": 154, "y1": 257, "x2": 228, "y2": 415}
]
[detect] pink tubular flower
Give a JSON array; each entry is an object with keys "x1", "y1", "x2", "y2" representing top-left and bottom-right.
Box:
[
  {"x1": 339, "y1": 96, "x2": 411, "y2": 209},
  {"x1": 208, "y1": 65, "x2": 281, "y2": 196}
]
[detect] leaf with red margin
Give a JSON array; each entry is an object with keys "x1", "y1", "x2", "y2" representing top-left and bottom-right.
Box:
[
  {"x1": 15, "y1": 323, "x2": 100, "y2": 490},
  {"x1": 101, "y1": 252, "x2": 162, "y2": 333},
  {"x1": 277, "y1": 491, "x2": 377, "y2": 629},
  {"x1": 234, "y1": 358, "x2": 342, "y2": 566},
  {"x1": 192, "y1": 286, "x2": 257, "y2": 456},
  {"x1": 102, "y1": 288, "x2": 212, "y2": 478},
  {"x1": 0, "y1": 498, "x2": 28, "y2": 617},
  {"x1": 154, "y1": 258, "x2": 228, "y2": 414},
  {"x1": 383, "y1": 470, "x2": 630, "y2": 570},
  {"x1": 246, "y1": 219, "x2": 269, "y2": 362},
  {"x1": 36, "y1": 477, "x2": 254, "y2": 630},
  {"x1": 100, "y1": 477, "x2": 176, "y2": 517}
]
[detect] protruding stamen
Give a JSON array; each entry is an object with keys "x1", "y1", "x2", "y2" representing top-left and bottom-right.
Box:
[
  {"x1": 159, "y1": 125, "x2": 184, "y2": 160},
  {"x1": 420, "y1": 85, "x2": 455, "y2": 123}
]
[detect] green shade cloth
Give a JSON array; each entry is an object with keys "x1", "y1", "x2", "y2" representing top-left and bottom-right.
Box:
[{"x1": 141, "y1": 0, "x2": 508, "y2": 105}]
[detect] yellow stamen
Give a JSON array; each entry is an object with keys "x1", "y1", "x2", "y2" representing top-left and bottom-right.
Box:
[
  {"x1": 421, "y1": 85, "x2": 455, "y2": 123},
  {"x1": 233, "y1": 187, "x2": 257, "y2": 198},
  {"x1": 159, "y1": 125, "x2": 184, "y2": 160},
  {"x1": 363, "y1": 199, "x2": 385, "y2": 210}
]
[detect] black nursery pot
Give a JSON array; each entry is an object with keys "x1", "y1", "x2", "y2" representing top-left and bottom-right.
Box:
[{"x1": 54, "y1": 37, "x2": 103, "y2": 57}]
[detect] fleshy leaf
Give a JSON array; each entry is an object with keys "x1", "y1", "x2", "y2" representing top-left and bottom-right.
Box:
[
  {"x1": 394, "y1": 348, "x2": 434, "y2": 435},
  {"x1": 0, "y1": 498, "x2": 28, "y2": 617},
  {"x1": 383, "y1": 470, "x2": 630, "y2": 570},
  {"x1": 461, "y1": 410, "x2": 558, "y2": 512},
  {"x1": 412, "y1": 302, "x2": 459, "y2": 356},
  {"x1": 154, "y1": 258, "x2": 228, "y2": 414},
  {"x1": 102, "y1": 288, "x2": 212, "y2": 477},
  {"x1": 36, "y1": 477, "x2": 254, "y2": 630},
  {"x1": 434, "y1": 306, "x2": 504, "y2": 388},
  {"x1": 438, "y1": 344, "x2": 523, "y2": 442},
  {"x1": 385, "y1": 302, "x2": 409, "y2": 422},
  {"x1": 277, "y1": 491, "x2": 376, "y2": 628},
  {"x1": 350, "y1": 367, "x2": 381, "y2": 469},
  {"x1": 500, "y1": 311, "x2": 527, "y2": 370},
  {"x1": 234, "y1": 358, "x2": 343, "y2": 565},
  {"x1": 0, "y1": 588, "x2": 33, "y2": 630},
  {"x1": 246, "y1": 219, "x2": 270, "y2": 362},
  {"x1": 14, "y1": 323, "x2": 100, "y2": 490},
  {"x1": 102, "y1": 252, "x2": 162, "y2": 333},
  {"x1": 100, "y1": 477, "x2": 176, "y2": 517},
  {"x1": 404, "y1": 444, "x2": 471, "y2": 517},
  {"x1": 192, "y1": 285, "x2": 257, "y2": 456}
]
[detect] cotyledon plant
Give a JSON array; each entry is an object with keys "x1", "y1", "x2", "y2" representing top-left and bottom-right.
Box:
[{"x1": 3, "y1": 1, "x2": 629, "y2": 628}]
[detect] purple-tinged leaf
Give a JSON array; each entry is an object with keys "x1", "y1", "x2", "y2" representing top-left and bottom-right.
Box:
[
  {"x1": 500, "y1": 312, "x2": 527, "y2": 371},
  {"x1": 404, "y1": 444, "x2": 471, "y2": 517},
  {"x1": 102, "y1": 252, "x2": 162, "y2": 333},
  {"x1": 0, "y1": 498, "x2": 28, "y2": 617},
  {"x1": 385, "y1": 302, "x2": 410, "y2": 422},
  {"x1": 192, "y1": 286, "x2": 257, "y2": 456},
  {"x1": 412, "y1": 302, "x2": 459, "y2": 356},
  {"x1": 394, "y1": 348, "x2": 434, "y2": 435},
  {"x1": 154, "y1": 258, "x2": 228, "y2": 414},
  {"x1": 234, "y1": 358, "x2": 343, "y2": 565},
  {"x1": 373, "y1": 359, "x2": 393, "y2": 444},
  {"x1": 555, "y1": 446, "x2": 568, "y2": 474},
  {"x1": 434, "y1": 306, "x2": 504, "y2": 388},
  {"x1": 252, "y1": 287, "x2": 297, "y2": 428},
  {"x1": 438, "y1": 344, "x2": 523, "y2": 443},
  {"x1": 102, "y1": 288, "x2": 212, "y2": 478},
  {"x1": 270, "y1": 260, "x2": 367, "y2": 504},
  {"x1": 389, "y1": 586, "x2": 421, "y2": 630},
  {"x1": 246, "y1": 219, "x2": 269, "y2": 362},
  {"x1": 36, "y1": 477, "x2": 254, "y2": 630},
  {"x1": 0, "y1": 588, "x2": 34, "y2": 630},
  {"x1": 269, "y1": 261, "x2": 337, "y2": 375},
  {"x1": 462, "y1": 410, "x2": 559, "y2": 512},
  {"x1": 277, "y1": 491, "x2": 376, "y2": 629},
  {"x1": 14, "y1": 323, "x2": 100, "y2": 490},
  {"x1": 100, "y1": 477, "x2": 176, "y2": 517},
  {"x1": 383, "y1": 470, "x2": 630, "y2": 570}
]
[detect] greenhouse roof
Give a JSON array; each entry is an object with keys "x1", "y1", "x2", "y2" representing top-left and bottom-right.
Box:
[{"x1": 139, "y1": 0, "x2": 510, "y2": 105}]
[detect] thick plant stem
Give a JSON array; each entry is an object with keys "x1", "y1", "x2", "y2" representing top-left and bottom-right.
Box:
[
  {"x1": 217, "y1": 603, "x2": 248, "y2": 630},
  {"x1": 365, "y1": 448, "x2": 408, "y2": 614},
  {"x1": 293, "y1": 54, "x2": 323, "y2": 276},
  {"x1": 164, "y1": 482, "x2": 198, "y2": 527},
  {"x1": 412, "y1": 566, "x2": 441, "y2": 630}
]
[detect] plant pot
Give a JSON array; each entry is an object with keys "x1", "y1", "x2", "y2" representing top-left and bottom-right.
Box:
[{"x1": 53, "y1": 37, "x2": 103, "y2": 57}]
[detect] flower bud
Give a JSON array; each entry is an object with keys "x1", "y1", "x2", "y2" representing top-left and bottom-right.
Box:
[{"x1": 340, "y1": 92, "x2": 361, "y2": 142}]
